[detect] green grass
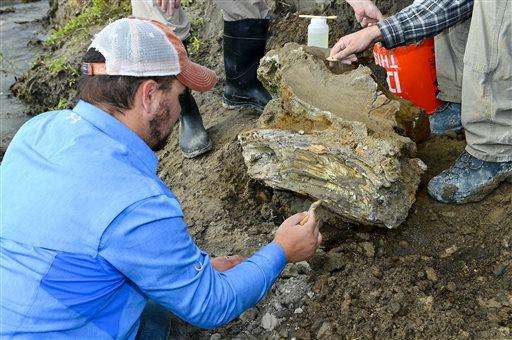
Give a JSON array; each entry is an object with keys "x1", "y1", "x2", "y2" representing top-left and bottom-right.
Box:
[
  {"x1": 47, "y1": 57, "x2": 79, "y2": 77},
  {"x1": 45, "y1": 0, "x2": 131, "y2": 47},
  {"x1": 187, "y1": 17, "x2": 207, "y2": 56},
  {"x1": 53, "y1": 97, "x2": 71, "y2": 110}
]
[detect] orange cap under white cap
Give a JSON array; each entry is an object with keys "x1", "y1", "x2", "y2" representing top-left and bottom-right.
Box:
[{"x1": 84, "y1": 17, "x2": 218, "y2": 93}]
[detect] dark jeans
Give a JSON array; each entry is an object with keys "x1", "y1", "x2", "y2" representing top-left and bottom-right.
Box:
[
  {"x1": 136, "y1": 301, "x2": 196, "y2": 340},
  {"x1": 136, "y1": 301, "x2": 172, "y2": 340}
]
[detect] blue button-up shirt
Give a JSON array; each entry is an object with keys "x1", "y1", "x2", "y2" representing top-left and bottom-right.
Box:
[{"x1": 0, "y1": 100, "x2": 286, "y2": 339}]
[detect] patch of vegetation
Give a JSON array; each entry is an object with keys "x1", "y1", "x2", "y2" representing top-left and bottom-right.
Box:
[
  {"x1": 47, "y1": 57, "x2": 79, "y2": 77},
  {"x1": 45, "y1": 0, "x2": 131, "y2": 47},
  {"x1": 187, "y1": 17, "x2": 207, "y2": 57},
  {"x1": 53, "y1": 97, "x2": 71, "y2": 110}
]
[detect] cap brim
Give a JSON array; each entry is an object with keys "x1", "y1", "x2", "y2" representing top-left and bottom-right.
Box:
[{"x1": 177, "y1": 61, "x2": 218, "y2": 93}]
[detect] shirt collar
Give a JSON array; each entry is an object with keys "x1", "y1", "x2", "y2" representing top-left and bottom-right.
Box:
[{"x1": 73, "y1": 100, "x2": 158, "y2": 174}]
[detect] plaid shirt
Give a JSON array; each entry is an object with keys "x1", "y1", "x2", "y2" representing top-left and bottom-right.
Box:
[{"x1": 377, "y1": 0, "x2": 474, "y2": 49}]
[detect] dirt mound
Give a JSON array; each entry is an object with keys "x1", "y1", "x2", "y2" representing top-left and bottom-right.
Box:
[{"x1": 158, "y1": 87, "x2": 511, "y2": 338}]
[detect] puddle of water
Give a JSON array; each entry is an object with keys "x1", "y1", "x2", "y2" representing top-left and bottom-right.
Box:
[{"x1": 1, "y1": 0, "x2": 49, "y2": 156}]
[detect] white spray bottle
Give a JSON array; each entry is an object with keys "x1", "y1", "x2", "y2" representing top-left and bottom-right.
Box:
[{"x1": 300, "y1": 15, "x2": 337, "y2": 49}]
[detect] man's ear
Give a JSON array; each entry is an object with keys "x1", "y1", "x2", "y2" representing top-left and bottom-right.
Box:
[{"x1": 139, "y1": 80, "x2": 160, "y2": 116}]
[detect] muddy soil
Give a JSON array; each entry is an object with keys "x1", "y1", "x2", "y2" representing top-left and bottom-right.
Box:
[{"x1": 158, "y1": 93, "x2": 511, "y2": 339}]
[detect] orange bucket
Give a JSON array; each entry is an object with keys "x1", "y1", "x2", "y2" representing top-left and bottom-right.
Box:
[{"x1": 373, "y1": 38, "x2": 442, "y2": 114}]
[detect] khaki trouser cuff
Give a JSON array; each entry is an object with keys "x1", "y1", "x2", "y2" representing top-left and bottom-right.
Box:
[{"x1": 466, "y1": 145, "x2": 512, "y2": 163}]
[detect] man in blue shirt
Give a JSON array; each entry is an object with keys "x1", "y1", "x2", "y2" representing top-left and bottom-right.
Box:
[{"x1": 0, "y1": 18, "x2": 322, "y2": 339}]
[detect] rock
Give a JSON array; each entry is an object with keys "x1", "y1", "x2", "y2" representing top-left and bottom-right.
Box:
[
  {"x1": 317, "y1": 321, "x2": 333, "y2": 339},
  {"x1": 440, "y1": 245, "x2": 458, "y2": 258},
  {"x1": 425, "y1": 267, "x2": 438, "y2": 282},
  {"x1": 210, "y1": 334, "x2": 222, "y2": 340},
  {"x1": 361, "y1": 242, "x2": 376, "y2": 258},
  {"x1": 281, "y1": 261, "x2": 312, "y2": 278},
  {"x1": 419, "y1": 296, "x2": 434, "y2": 311},
  {"x1": 239, "y1": 43, "x2": 426, "y2": 228},
  {"x1": 261, "y1": 312, "x2": 279, "y2": 331},
  {"x1": 446, "y1": 282, "x2": 457, "y2": 292},
  {"x1": 477, "y1": 297, "x2": 502, "y2": 309},
  {"x1": 294, "y1": 307, "x2": 303, "y2": 314},
  {"x1": 494, "y1": 263, "x2": 507, "y2": 277},
  {"x1": 387, "y1": 301, "x2": 401, "y2": 315},
  {"x1": 399, "y1": 240, "x2": 410, "y2": 248}
]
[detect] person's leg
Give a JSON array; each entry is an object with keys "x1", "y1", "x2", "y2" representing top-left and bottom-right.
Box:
[
  {"x1": 428, "y1": 0, "x2": 512, "y2": 203},
  {"x1": 462, "y1": 0, "x2": 512, "y2": 162},
  {"x1": 136, "y1": 301, "x2": 171, "y2": 340},
  {"x1": 435, "y1": 19, "x2": 471, "y2": 104},
  {"x1": 429, "y1": 19, "x2": 471, "y2": 135},
  {"x1": 131, "y1": 0, "x2": 191, "y2": 40},
  {"x1": 131, "y1": 1, "x2": 211, "y2": 158},
  {"x1": 215, "y1": 0, "x2": 270, "y2": 21},
  {"x1": 216, "y1": 0, "x2": 273, "y2": 111}
]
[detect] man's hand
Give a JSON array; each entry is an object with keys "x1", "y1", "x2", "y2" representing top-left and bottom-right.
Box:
[
  {"x1": 273, "y1": 212, "x2": 322, "y2": 263},
  {"x1": 347, "y1": 0, "x2": 383, "y2": 27},
  {"x1": 330, "y1": 25, "x2": 382, "y2": 63},
  {"x1": 155, "y1": 0, "x2": 181, "y2": 16},
  {"x1": 211, "y1": 255, "x2": 245, "y2": 272}
]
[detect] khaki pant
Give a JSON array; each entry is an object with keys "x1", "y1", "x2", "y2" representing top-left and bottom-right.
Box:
[
  {"x1": 434, "y1": 0, "x2": 512, "y2": 162},
  {"x1": 131, "y1": 0, "x2": 269, "y2": 41}
]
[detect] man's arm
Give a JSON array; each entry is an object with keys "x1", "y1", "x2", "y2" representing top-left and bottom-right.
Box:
[
  {"x1": 331, "y1": 0, "x2": 473, "y2": 61},
  {"x1": 99, "y1": 195, "x2": 320, "y2": 329},
  {"x1": 377, "y1": 0, "x2": 474, "y2": 49}
]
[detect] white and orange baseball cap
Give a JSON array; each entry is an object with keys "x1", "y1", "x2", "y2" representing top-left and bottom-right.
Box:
[{"x1": 82, "y1": 17, "x2": 218, "y2": 93}]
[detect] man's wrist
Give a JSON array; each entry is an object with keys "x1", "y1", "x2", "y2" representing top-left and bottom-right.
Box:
[
  {"x1": 272, "y1": 240, "x2": 289, "y2": 263},
  {"x1": 367, "y1": 24, "x2": 383, "y2": 43}
]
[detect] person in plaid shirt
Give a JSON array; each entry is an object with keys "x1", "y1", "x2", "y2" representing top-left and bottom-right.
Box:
[{"x1": 335, "y1": 0, "x2": 512, "y2": 204}]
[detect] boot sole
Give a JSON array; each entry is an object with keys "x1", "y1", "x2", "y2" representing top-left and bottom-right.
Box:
[
  {"x1": 222, "y1": 96, "x2": 265, "y2": 113},
  {"x1": 181, "y1": 140, "x2": 213, "y2": 159}
]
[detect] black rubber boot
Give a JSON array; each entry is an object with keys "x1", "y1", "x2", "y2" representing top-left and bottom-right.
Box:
[
  {"x1": 223, "y1": 18, "x2": 272, "y2": 112},
  {"x1": 178, "y1": 88, "x2": 212, "y2": 158}
]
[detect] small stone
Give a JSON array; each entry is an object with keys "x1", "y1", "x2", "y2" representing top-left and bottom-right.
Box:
[
  {"x1": 425, "y1": 267, "x2": 438, "y2": 282},
  {"x1": 307, "y1": 291, "x2": 314, "y2": 299},
  {"x1": 477, "y1": 297, "x2": 501, "y2": 309},
  {"x1": 316, "y1": 322, "x2": 332, "y2": 339},
  {"x1": 494, "y1": 264, "x2": 507, "y2": 277},
  {"x1": 387, "y1": 301, "x2": 401, "y2": 315},
  {"x1": 399, "y1": 240, "x2": 409, "y2": 248},
  {"x1": 210, "y1": 334, "x2": 222, "y2": 340},
  {"x1": 371, "y1": 265, "x2": 382, "y2": 278},
  {"x1": 498, "y1": 327, "x2": 510, "y2": 336},
  {"x1": 361, "y1": 242, "x2": 375, "y2": 258},
  {"x1": 419, "y1": 296, "x2": 434, "y2": 311},
  {"x1": 459, "y1": 330, "x2": 470, "y2": 338},
  {"x1": 294, "y1": 307, "x2": 303, "y2": 314},
  {"x1": 440, "y1": 245, "x2": 458, "y2": 258},
  {"x1": 261, "y1": 312, "x2": 279, "y2": 331}
]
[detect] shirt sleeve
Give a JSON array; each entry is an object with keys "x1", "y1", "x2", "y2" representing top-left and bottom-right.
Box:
[
  {"x1": 377, "y1": 0, "x2": 474, "y2": 49},
  {"x1": 98, "y1": 195, "x2": 287, "y2": 329}
]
